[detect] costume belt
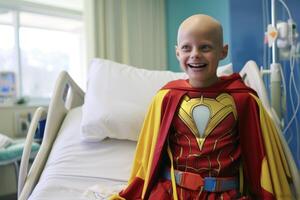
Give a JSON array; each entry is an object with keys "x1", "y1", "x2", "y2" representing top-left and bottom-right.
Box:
[{"x1": 163, "y1": 169, "x2": 239, "y2": 192}]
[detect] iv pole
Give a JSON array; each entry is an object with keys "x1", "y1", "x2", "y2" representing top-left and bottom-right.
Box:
[{"x1": 270, "y1": 0, "x2": 283, "y2": 124}]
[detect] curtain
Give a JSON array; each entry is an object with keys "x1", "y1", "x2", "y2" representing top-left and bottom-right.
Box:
[{"x1": 84, "y1": 0, "x2": 167, "y2": 70}]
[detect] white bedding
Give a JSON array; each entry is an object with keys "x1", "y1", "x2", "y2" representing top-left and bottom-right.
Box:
[{"x1": 29, "y1": 107, "x2": 137, "y2": 200}]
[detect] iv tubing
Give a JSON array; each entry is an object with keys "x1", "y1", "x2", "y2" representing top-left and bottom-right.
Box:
[
  {"x1": 277, "y1": 0, "x2": 293, "y2": 21},
  {"x1": 283, "y1": 48, "x2": 300, "y2": 134}
]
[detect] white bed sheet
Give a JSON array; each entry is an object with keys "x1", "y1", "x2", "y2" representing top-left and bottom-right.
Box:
[{"x1": 29, "y1": 107, "x2": 137, "y2": 200}]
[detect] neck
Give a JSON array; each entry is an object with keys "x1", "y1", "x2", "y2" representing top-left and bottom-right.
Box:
[{"x1": 189, "y1": 76, "x2": 219, "y2": 88}]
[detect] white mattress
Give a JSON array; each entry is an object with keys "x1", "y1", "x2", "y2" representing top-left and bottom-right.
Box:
[{"x1": 29, "y1": 107, "x2": 137, "y2": 200}]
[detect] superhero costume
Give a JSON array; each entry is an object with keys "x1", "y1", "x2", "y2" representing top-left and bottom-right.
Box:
[{"x1": 110, "y1": 73, "x2": 293, "y2": 200}]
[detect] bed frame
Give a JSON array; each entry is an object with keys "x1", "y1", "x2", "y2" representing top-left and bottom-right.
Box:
[{"x1": 18, "y1": 71, "x2": 84, "y2": 200}]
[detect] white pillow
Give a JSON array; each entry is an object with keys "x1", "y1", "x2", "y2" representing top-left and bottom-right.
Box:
[{"x1": 80, "y1": 58, "x2": 233, "y2": 142}]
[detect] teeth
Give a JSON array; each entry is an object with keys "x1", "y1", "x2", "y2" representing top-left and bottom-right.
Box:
[{"x1": 189, "y1": 63, "x2": 206, "y2": 68}]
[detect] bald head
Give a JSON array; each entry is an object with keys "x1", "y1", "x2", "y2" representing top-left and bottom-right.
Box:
[{"x1": 177, "y1": 14, "x2": 224, "y2": 47}]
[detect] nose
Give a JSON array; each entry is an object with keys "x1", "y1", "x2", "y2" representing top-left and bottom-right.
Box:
[{"x1": 190, "y1": 48, "x2": 201, "y2": 59}]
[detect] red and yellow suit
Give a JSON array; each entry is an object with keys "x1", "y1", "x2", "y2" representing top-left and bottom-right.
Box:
[{"x1": 110, "y1": 73, "x2": 293, "y2": 200}]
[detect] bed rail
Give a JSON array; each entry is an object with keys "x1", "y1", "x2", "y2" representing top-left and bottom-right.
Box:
[
  {"x1": 18, "y1": 107, "x2": 47, "y2": 196},
  {"x1": 239, "y1": 60, "x2": 271, "y2": 113},
  {"x1": 18, "y1": 71, "x2": 85, "y2": 200}
]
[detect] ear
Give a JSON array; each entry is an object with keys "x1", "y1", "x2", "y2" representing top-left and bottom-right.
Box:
[
  {"x1": 220, "y1": 44, "x2": 228, "y2": 60},
  {"x1": 175, "y1": 45, "x2": 180, "y2": 60}
]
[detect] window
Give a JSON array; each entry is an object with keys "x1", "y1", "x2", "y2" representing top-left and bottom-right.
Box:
[
  {"x1": 0, "y1": 1, "x2": 84, "y2": 100},
  {"x1": 0, "y1": 10, "x2": 16, "y2": 72}
]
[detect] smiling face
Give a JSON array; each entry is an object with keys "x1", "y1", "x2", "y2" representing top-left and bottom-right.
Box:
[{"x1": 176, "y1": 15, "x2": 228, "y2": 88}]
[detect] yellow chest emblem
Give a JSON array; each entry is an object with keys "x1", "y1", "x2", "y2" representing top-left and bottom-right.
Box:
[{"x1": 177, "y1": 93, "x2": 237, "y2": 150}]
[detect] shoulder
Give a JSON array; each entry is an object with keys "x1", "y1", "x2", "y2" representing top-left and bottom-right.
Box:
[
  {"x1": 152, "y1": 79, "x2": 187, "y2": 104},
  {"x1": 222, "y1": 74, "x2": 260, "y2": 111},
  {"x1": 155, "y1": 89, "x2": 170, "y2": 98},
  {"x1": 223, "y1": 73, "x2": 258, "y2": 96},
  {"x1": 161, "y1": 79, "x2": 189, "y2": 90},
  {"x1": 152, "y1": 89, "x2": 172, "y2": 104}
]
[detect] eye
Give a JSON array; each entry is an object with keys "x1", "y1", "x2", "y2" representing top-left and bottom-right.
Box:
[
  {"x1": 181, "y1": 45, "x2": 191, "y2": 52},
  {"x1": 200, "y1": 44, "x2": 212, "y2": 52}
]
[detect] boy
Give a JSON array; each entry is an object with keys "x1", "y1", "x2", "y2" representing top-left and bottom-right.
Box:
[{"x1": 111, "y1": 14, "x2": 293, "y2": 200}]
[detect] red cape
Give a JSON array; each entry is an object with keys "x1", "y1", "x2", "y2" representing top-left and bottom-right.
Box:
[{"x1": 115, "y1": 73, "x2": 292, "y2": 199}]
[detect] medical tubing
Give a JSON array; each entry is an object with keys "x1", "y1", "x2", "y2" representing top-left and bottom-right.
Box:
[
  {"x1": 277, "y1": 0, "x2": 293, "y2": 21},
  {"x1": 272, "y1": 0, "x2": 300, "y2": 165},
  {"x1": 282, "y1": 61, "x2": 294, "y2": 142},
  {"x1": 290, "y1": 48, "x2": 299, "y2": 127},
  {"x1": 289, "y1": 50, "x2": 296, "y2": 115},
  {"x1": 283, "y1": 49, "x2": 300, "y2": 135},
  {"x1": 289, "y1": 52, "x2": 300, "y2": 157},
  {"x1": 288, "y1": 72, "x2": 300, "y2": 161}
]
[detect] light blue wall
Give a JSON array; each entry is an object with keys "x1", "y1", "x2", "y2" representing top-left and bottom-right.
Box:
[{"x1": 165, "y1": 0, "x2": 231, "y2": 72}]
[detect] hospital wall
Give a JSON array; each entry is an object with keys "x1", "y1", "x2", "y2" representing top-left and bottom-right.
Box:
[
  {"x1": 230, "y1": 0, "x2": 300, "y2": 169},
  {"x1": 166, "y1": 0, "x2": 300, "y2": 168}
]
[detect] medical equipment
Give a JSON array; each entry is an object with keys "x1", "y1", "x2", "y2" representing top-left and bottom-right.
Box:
[
  {"x1": 0, "y1": 71, "x2": 16, "y2": 104},
  {"x1": 17, "y1": 59, "x2": 299, "y2": 200},
  {"x1": 263, "y1": 0, "x2": 300, "y2": 169}
]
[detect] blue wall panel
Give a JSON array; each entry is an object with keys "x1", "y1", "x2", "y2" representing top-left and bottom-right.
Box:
[
  {"x1": 230, "y1": 0, "x2": 265, "y2": 72},
  {"x1": 230, "y1": 0, "x2": 300, "y2": 168}
]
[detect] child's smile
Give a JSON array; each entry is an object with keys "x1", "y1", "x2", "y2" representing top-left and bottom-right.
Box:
[{"x1": 187, "y1": 63, "x2": 208, "y2": 69}]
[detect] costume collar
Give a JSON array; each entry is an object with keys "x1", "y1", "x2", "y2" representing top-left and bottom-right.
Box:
[{"x1": 162, "y1": 73, "x2": 256, "y2": 95}]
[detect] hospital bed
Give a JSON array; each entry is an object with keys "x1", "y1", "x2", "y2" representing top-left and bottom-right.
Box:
[{"x1": 18, "y1": 59, "x2": 299, "y2": 200}]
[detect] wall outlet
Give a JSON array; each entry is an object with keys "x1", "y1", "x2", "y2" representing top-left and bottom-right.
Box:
[{"x1": 14, "y1": 111, "x2": 32, "y2": 137}]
